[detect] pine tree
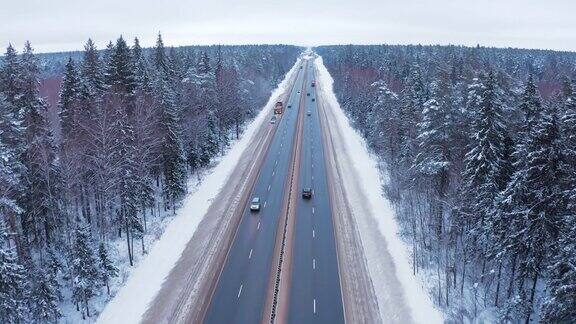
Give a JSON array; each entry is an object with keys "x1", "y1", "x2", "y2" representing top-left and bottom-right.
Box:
[
  {"x1": 29, "y1": 268, "x2": 61, "y2": 323},
  {"x1": 20, "y1": 97, "x2": 62, "y2": 249},
  {"x1": 0, "y1": 218, "x2": 29, "y2": 323},
  {"x1": 399, "y1": 64, "x2": 427, "y2": 177},
  {"x1": 59, "y1": 57, "x2": 80, "y2": 139},
  {"x1": 71, "y1": 225, "x2": 100, "y2": 319},
  {"x1": 132, "y1": 38, "x2": 153, "y2": 94},
  {"x1": 19, "y1": 42, "x2": 40, "y2": 109},
  {"x1": 156, "y1": 77, "x2": 187, "y2": 211},
  {"x1": 98, "y1": 242, "x2": 118, "y2": 295},
  {"x1": 518, "y1": 74, "x2": 541, "y2": 133},
  {"x1": 200, "y1": 110, "x2": 221, "y2": 164},
  {"x1": 541, "y1": 213, "x2": 576, "y2": 322},
  {"x1": 16, "y1": 43, "x2": 62, "y2": 250},
  {"x1": 0, "y1": 44, "x2": 21, "y2": 112},
  {"x1": 461, "y1": 71, "x2": 508, "y2": 234},
  {"x1": 81, "y1": 38, "x2": 104, "y2": 96},
  {"x1": 560, "y1": 79, "x2": 576, "y2": 212},
  {"x1": 154, "y1": 32, "x2": 170, "y2": 74},
  {"x1": 105, "y1": 36, "x2": 136, "y2": 95},
  {"x1": 499, "y1": 105, "x2": 563, "y2": 322},
  {"x1": 197, "y1": 52, "x2": 211, "y2": 74}
]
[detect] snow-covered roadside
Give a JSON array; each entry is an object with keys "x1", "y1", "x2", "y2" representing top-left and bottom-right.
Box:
[
  {"x1": 96, "y1": 57, "x2": 302, "y2": 324},
  {"x1": 314, "y1": 56, "x2": 443, "y2": 324}
]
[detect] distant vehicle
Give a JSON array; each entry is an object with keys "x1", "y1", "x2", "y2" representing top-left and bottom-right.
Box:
[
  {"x1": 307, "y1": 93, "x2": 310, "y2": 96},
  {"x1": 307, "y1": 111, "x2": 311, "y2": 116},
  {"x1": 302, "y1": 188, "x2": 312, "y2": 199},
  {"x1": 311, "y1": 81, "x2": 316, "y2": 87},
  {"x1": 288, "y1": 104, "x2": 292, "y2": 108},
  {"x1": 312, "y1": 98, "x2": 315, "y2": 102},
  {"x1": 250, "y1": 197, "x2": 261, "y2": 211},
  {"x1": 298, "y1": 90, "x2": 300, "y2": 94},
  {"x1": 270, "y1": 116, "x2": 277, "y2": 124},
  {"x1": 300, "y1": 66, "x2": 303, "y2": 69},
  {"x1": 274, "y1": 101, "x2": 283, "y2": 114}
]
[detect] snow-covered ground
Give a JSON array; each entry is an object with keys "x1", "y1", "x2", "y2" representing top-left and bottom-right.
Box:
[
  {"x1": 314, "y1": 56, "x2": 444, "y2": 324},
  {"x1": 93, "y1": 57, "x2": 302, "y2": 324}
]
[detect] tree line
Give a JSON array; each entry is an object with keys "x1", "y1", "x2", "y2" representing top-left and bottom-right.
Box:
[
  {"x1": 316, "y1": 44, "x2": 576, "y2": 323},
  {"x1": 0, "y1": 35, "x2": 299, "y2": 322}
]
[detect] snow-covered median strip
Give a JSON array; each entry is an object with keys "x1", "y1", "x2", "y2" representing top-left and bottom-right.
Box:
[
  {"x1": 97, "y1": 57, "x2": 302, "y2": 324},
  {"x1": 314, "y1": 56, "x2": 443, "y2": 324}
]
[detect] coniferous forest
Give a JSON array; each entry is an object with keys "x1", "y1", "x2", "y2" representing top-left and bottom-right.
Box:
[
  {"x1": 0, "y1": 34, "x2": 299, "y2": 322},
  {"x1": 316, "y1": 45, "x2": 576, "y2": 322}
]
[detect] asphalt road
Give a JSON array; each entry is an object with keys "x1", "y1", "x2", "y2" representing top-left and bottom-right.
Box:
[
  {"x1": 287, "y1": 62, "x2": 345, "y2": 324},
  {"x1": 203, "y1": 61, "x2": 309, "y2": 324}
]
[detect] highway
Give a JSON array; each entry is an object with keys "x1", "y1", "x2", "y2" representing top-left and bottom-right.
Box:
[
  {"x1": 287, "y1": 62, "x2": 345, "y2": 323},
  {"x1": 203, "y1": 60, "x2": 309, "y2": 324}
]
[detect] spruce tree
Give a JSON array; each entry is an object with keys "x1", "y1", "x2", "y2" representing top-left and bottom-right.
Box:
[
  {"x1": 29, "y1": 268, "x2": 61, "y2": 323},
  {"x1": 499, "y1": 105, "x2": 563, "y2": 322},
  {"x1": 105, "y1": 36, "x2": 136, "y2": 95},
  {"x1": 0, "y1": 219, "x2": 29, "y2": 323},
  {"x1": 132, "y1": 38, "x2": 153, "y2": 94},
  {"x1": 0, "y1": 44, "x2": 21, "y2": 112},
  {"x1": 81, "y1": 38, "x2": 104, "y2": 96},
  {"x1": 461, "y1": 71, "x2": 507, "y2": 234},
  {"x1": 156, "y1": 77, "x2": 187, "y2": 211},
  {"x1": 71, "y1": 225, "x2": 99, "y2": 319},
  {"x1": 541, "y1": 214, "x2": 576, "y2": 322},
  {"x1": 98, "y1": 242, "x2": 118, "y2": 295},
  {"x1": 59, "y1": 57, "x2": 80, "y2": 139}
]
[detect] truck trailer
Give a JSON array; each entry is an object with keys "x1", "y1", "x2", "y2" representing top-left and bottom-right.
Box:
[{"x1": 274, "y1": 101, "x2": 283, "y2": 114}]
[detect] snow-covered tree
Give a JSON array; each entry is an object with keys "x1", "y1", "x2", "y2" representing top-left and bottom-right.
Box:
[
  {"x1": 0, "y1": 44, "x2": 21, "y2": 112},
  {"x1": 29, "y1": 267, "x2": 61, "y2": 323},
  {"x1": 0, "y1": 219, "x2": 29, "y2": 323},
  {"x1": 98, "y1": 242, "x2": 118, "y2": 295},
  {"x1": 71, "y1": 225, "x2": 100, "y2": 319}
]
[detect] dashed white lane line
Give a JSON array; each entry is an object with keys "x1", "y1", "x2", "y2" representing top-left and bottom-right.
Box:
[
  {"x1": 313, "y1": 229, "x2": 315, "y2": 238},
  {"x1": 268, "y1": 184, "x2": 271, "y2": 191},
  {"x1": 264, "y1": 201, "x2": 267, "y2": 208},
  {"x1": 238, "y1": 284, "x2": 243, "y2": 298},
  {"x1": 312, "y1": 207, "x2": 315, "y2": 214},
  {"x1": 313, "y1": 298, "x2": 317, "y2": 314},
  {"x1": 257, "y1": 222, "x2": 261, "y2": 230},
  {"x1": 313, "y1": 258, "x2": 316, "y2": 270},
  {"x1": 312, "y1": 175, "x2": 314, "y2": 181},
  {"x1": 249, "y1": 249, "x2": 253, "y2": 259},
  {"x1": 275, "y1": 160, "x2": 278, "y2": 166},
  {"x1": 272, "y1": 170, "x2": 275, "y2": 176}
]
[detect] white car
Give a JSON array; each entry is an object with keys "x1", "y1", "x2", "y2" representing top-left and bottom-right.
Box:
[
  {"x1": 250, "y1": 197, "x2": 261, "y2": 211},
  {"x1": 270, "y1": 116, "x2": 277, "y2": 124}
]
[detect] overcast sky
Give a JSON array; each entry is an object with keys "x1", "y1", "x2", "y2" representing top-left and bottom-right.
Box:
[{"x1": 2, "y1": 0, "x2": 575, "y2": 53}]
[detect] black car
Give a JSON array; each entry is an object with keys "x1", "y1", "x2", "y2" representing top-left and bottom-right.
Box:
[
  {"x1": 307, "y1": 93, "x2": 310, "y2": 96},
  {"x1": 311, "y1": 98, "x2": 315, "y2": 102},
  {"x1": 302, "y1": 188, "x2": 312, "y2": 199}
]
